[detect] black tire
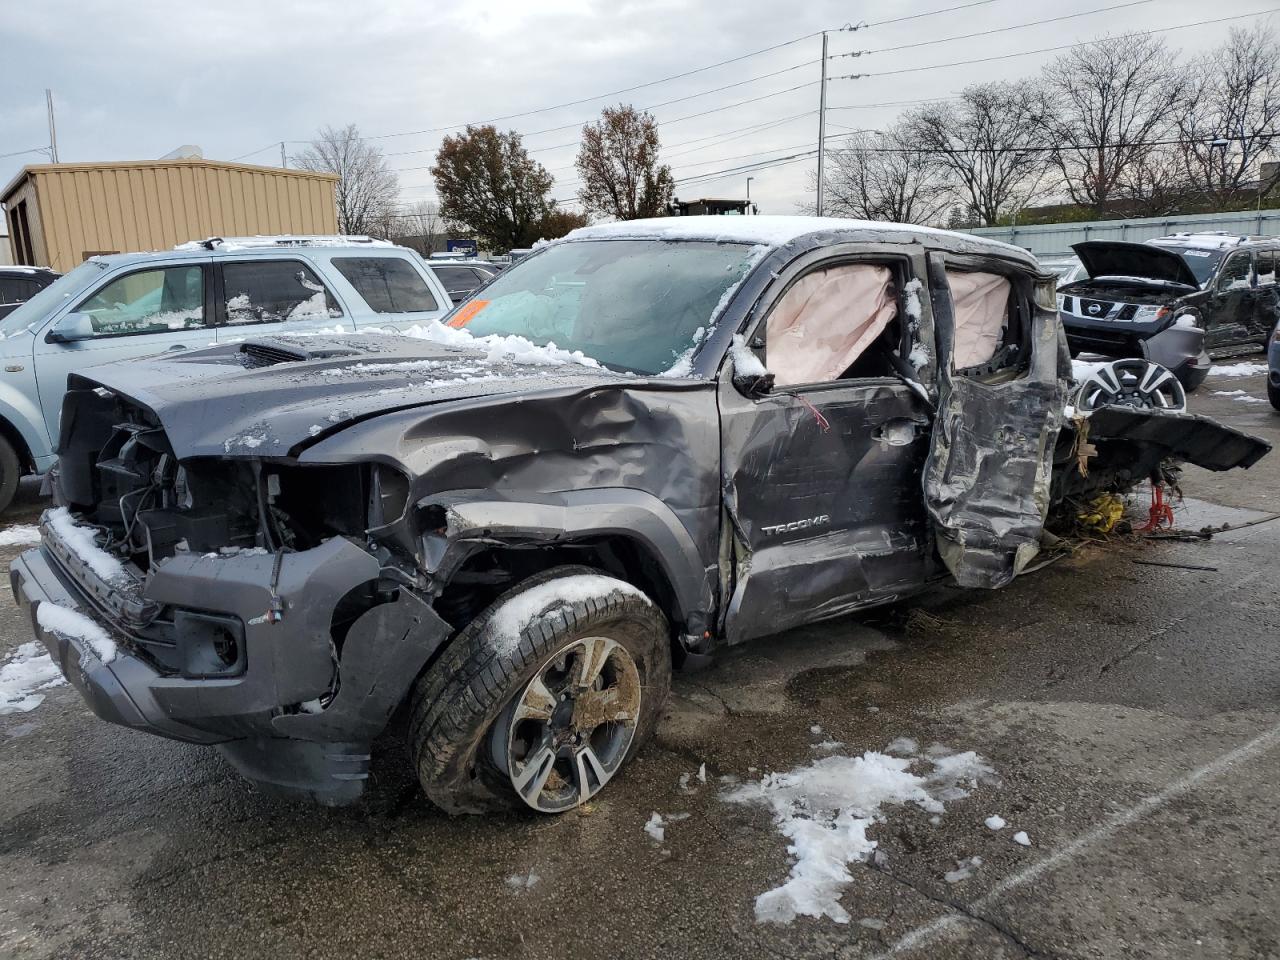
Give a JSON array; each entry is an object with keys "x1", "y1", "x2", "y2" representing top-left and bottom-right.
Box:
[
  {"x1": 408, "y1": 565, "x2": 671, "y2": 815},
  {"x1": 0, "y1": 435, "x2": 21, "y2": 515},
  {"x1": 1269, "y1": 380, "x2": 1280, "y2": 412}
]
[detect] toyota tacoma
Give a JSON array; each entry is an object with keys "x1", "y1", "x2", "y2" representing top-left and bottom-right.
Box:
[{"x1": 10, "y1": 217, "x2": 1269, "y2": 813}]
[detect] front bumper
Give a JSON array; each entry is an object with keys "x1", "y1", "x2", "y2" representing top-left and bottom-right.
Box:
[
  {"x1": 1062, "y1": 313, "x2": 1211, "y2": 390},
  {"x1": 11, "y1": 519, "x2": 452, "y2": 805}
]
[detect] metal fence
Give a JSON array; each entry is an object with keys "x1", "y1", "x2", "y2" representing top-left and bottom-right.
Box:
[{"x1": 967, "y1": 209, "x2": 1280, "y2": 258}]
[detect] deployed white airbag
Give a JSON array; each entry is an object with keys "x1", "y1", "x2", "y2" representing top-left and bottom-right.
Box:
[
  {"x1": 948, "y1": 270, "x2": 1010, "y2": 369},
  {"x1": 767, "y1": 264, "x2": 897, "y2": 386}
]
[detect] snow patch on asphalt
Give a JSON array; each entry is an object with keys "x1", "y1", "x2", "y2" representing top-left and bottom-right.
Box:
[
  {"x1": 723, "y1": 743, "x2": 996, "y2": 924},
  {"x1": 0, "y1": 642, "x2": 65, "y2": 715},
  {"x1": 505, "y1": 871, "x2": 540, "y2": 892},
  {"x1": 1013, "y1": 830, "x2": 1032, "y2": 847},
  {"x1": 0, "y1": 524, "x2": 41, "y2": 547},
  {"x1": 1212, "y1": 389, "x2": 1267, "y2": 404},
  {"x1": 944, "y1": 855, "x2": 984, "y2": 884},
  {"x1": 644, "y1": 813, "x2": 666, "y2": 843},
  {"x1": 1209, "y1": 361, "x2": 1267, "y2": 378},
  {"x1": 985, "y1": 815, "x2": 1007, "y2": 830}
]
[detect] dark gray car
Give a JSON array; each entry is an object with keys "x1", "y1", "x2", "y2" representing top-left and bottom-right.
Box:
[{"x1": 10, "y1": 218, "x2": 1269, "y2": 814}]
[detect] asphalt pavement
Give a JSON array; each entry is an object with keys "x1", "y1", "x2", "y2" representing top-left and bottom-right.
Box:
[{"x1": 1, "y1": 368, "x2": 1277, "y2": 960}]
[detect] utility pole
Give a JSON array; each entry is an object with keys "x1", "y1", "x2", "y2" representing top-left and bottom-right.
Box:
[
  {"x1": 45, "y1": 89, "x2": 59, "y2": 163},
  {"x1": 280, "y1": 141, "x2": 287, "y2": 168},
  {"x1": 816, "y1": 32, "x2": 828, "y2": 217}
]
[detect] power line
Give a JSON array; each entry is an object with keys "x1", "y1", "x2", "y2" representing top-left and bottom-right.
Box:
[
  {"x1": 861, "y1": 0, "x2": 1007, "y2": 27},
  {"x1": 842, "y1": 8, "x2": 1280, "y2": 79},
  {"x1": 0, "y1": 146, "x2": 51, "y2": 161},
  {"x1": 362, "y1": 37, "x2": 822, "y2": 142},
  {"x1": 230, "y1": 142, "x2": 281, "y2": 162},
  {"x1": 859, "y1": 0, "x2": 1154, "y2": 55},
  {"x1": 825, "y1": 96, "x2": 960, "y2": 111}
]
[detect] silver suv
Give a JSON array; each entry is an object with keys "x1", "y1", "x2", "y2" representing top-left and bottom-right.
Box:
[{"x1": 0, "y1": 236, "x2": 451, "y2": 511}]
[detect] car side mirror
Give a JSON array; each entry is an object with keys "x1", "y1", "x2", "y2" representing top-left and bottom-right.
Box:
[{"x1": 46, "y1": 312, "x2": 95, "y2": 343}]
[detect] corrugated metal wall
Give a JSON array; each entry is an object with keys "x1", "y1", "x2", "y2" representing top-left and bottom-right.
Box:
[
  {"x1": 968, "y1": 208, "x2": 1280, "y2": 258},
  {"x1": 2, "y1": 161, "x2": 339, "y2": 272}
]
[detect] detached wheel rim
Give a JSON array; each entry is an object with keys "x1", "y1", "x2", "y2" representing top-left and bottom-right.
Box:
[{"x1": 496, "y1": 636, "x2": 642, "y2": 813}]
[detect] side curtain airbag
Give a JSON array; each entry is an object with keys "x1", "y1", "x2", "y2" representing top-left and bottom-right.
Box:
[
  {"x1": 767, "y1": 264, "x2": 897, "y2": 386},
  {"x1": 947, "y1": 270, "x2": 1010, "y2": 368}
]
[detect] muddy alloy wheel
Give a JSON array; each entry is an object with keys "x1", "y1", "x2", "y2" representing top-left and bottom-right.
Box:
[
  {"x1": 408, "y1": 565, "x2": 671, "y2": 815},
  {"x1": 491, "y1": 636, "x2": 642, "y2": 813}
]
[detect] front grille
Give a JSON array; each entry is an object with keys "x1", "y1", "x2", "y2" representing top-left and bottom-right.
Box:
[
  {"x1": 1078, "y1": 298, "x2": 1113, "y2": 318},
  {"x1": 1061, "y1": 296, "x2": 1074, "y2": 311},
  {"x1": 1116, "y1": 304, "x2": 1137, "y2": 321}
]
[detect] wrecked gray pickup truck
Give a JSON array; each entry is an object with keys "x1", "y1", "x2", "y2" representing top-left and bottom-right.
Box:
[{"x1": 10, "y1": 217, "x2": 1270, "y2": 814}]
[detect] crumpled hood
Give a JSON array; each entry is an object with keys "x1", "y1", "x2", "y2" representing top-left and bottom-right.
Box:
[
  {"x1": 1071, "y1": 241, "x2": 1200, "y2": 288},
  {"x1": 73, "y1": 334, "x2": 633, "y2": 458}
]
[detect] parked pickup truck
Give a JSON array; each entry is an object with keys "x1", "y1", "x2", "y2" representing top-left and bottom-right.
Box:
[
  {"x1": 0, "y1": 237, "x2": 451, "y2": 512},
  {"x1": 11, "y1": 217, "x2": 1269, "y2": 814}
]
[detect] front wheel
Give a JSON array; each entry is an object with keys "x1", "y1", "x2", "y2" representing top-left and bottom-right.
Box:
[
  {"x1": 408, "y1": 565, "x2": 671, "y2": 814},
  {"x1": 1269, "y1": 380, "x2": 1280, "y2": 412},
  {"x1": 0, "y1": 435, "x2": 21, "y2": 514}
]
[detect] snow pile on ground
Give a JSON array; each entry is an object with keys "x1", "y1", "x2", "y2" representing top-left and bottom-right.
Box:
[
  {"x1": 487, "y1": 574, "x2": 653, "y2": 654},
  {"x1": 985, "y1": 814, "x2": 1006, "y2": 830},
  {"x1": 0, "y1": 525, "x2": 41, "y2": 547},
  {"x1": 1013, "y1": 830, "x2": 1032, "y2": 847},
  {"x1": 400, "y1": 320, "x2": 600, "y2": 369},
  {"x1": 504, "y1": 871, "x2": 540, "y2": 892},
  {"x1": 0, "y1": 642, "x2": 65, "y2": 715},
  {"x1": 1210, "y1": 361, "x2": 1267, "y2": 377},
  {"x1": 644, "y1": 812, "x2": 666, "y2": 842},
  {"x1": 723, "y1": 742, "x2": 995, "y2": 924},
  {"x1": 45, "y1": 508, "x2": 126, "y2": 583},
  {"x1": 1212, "y1": 389, "x2": 1267, "y2": 404},
  {"x1": 36, "y1": 602, "x2": 117, "y2": 663},
  {"x1": 944, "y1": 855, "x2": 984, "y2": 883}
]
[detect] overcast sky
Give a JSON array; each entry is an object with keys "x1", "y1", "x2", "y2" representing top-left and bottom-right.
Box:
[{"x1": 1, "y1": 0, "x2": 1271, "y2": 225}]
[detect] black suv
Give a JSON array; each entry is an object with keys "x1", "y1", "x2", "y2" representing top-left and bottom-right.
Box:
[
  {"x1": 1058, "y1": 234, "x2": 1280, "y2": 390},
  {"x1": 0, "y1": 265, "x2": 59, "y2": 320},
  {"x1": 11, "y1": 219, "x2": 1268, "y2": 814}
]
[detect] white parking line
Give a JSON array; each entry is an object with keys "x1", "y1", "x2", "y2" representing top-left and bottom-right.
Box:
[{"x1": 874, "y1": 719, "x2": 1280, "y2": 957}]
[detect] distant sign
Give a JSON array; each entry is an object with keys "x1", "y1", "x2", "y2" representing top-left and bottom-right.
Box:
[{"x1": 446, "y1": 238, "x2": 478, "y2": 255}]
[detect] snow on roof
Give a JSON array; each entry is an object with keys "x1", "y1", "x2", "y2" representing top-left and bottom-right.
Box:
[
  {"x1": 566, "y1": 215, "x2": 1027, "y2": 256},
  {"x1": 1149, "y1": 232, "x2": 1248, "y2": 251},
  {"x1": 174, "y1": 235, "x2": 395, "y2": 252}
]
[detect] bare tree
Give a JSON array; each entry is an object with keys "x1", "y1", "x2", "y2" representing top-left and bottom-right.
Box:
[
  {"x1": 1038, "y1": 35, "x2": 1187, "y2": 216},
  {"x1": 294, "y1": 124, "x2": 400, "y2": 236},
  {"x1": 1179, "y1": 24, "x2": 1280, "y2": 210},
  {"x1": 575, "y1": 105, "x2": 674, "y2": 220},
  {"x1": 1116, "y1": 146, "x2": 1193, "y2": 217},
  {"x1": 903, "y1": 82, "x2": 1053, "y2": 226},
  {"x1": 389, "y1": 200, "x2": 442, "y2": 254},
  {"x1": 821, "y1": 125, "x2": 953, "y2": 225}
]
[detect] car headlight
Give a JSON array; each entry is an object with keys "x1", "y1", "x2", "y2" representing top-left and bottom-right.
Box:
[{"x1": 1132, "y1": 305, "x2": 1169, "y2": 323}]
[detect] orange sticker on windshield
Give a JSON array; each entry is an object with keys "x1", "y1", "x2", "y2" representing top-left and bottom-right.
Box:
[{"x1": 447, "y1": 299, "x2": 489, "y2": 329}]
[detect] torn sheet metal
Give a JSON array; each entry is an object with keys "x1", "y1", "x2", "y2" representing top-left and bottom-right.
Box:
[
  {"x1": 1051, "y1": 407, "x2": 1271, "y2": 504},
  {"x1": 923, "y1": 255, "x2": 1071, "y2": 589}
]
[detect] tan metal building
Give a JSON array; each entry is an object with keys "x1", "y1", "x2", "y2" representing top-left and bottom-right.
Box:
[{"x1": 1, "y1": 159, "x2": 340, "y2": 272}]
